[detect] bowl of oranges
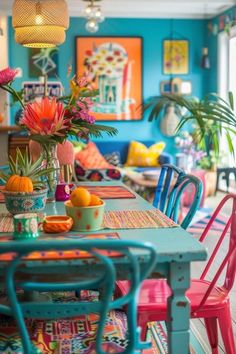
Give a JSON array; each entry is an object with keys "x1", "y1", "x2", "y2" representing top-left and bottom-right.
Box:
[{"x1": 64, "y1": 187, "x2": 105, "y2": 231}]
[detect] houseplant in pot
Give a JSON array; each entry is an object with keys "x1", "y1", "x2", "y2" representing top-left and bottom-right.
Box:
[
  {"x1": 145, "y1": 92, "x2": 236, "y2": 157},
  {"x1": 0, "y1": 148, "x2": 55, "y2": 215}
]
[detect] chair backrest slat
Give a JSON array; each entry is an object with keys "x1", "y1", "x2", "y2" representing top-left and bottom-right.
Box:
[
  {"x1": 195, "y1": 194, "x2": 236, "y2": 311},
  {"x1": 0, "y1": 239, "x2": 157, "y2": 354},
  {"x1": 153, "y1": 164, "x2": 203, "y2": 229}
]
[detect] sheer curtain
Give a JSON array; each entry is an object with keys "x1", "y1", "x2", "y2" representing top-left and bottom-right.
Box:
[{"x1": 217, "y1": 29, "x2": 236, "y2": 167}]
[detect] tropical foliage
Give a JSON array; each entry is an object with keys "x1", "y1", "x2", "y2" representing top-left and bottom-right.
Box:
[{"x1": 145, "y1": 92, "x2": 236, "y2": 156}]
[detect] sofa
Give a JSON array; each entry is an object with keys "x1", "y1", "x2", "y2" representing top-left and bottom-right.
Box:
[{"x1": 74, "y1": 140, "x2": 173, "y2": 181}]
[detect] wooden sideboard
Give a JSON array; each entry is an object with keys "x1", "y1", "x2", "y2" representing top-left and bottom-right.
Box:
[
  {"x1": 8, "y1": 134, "x2": 29, "y2": 160},
  {"x1": 0, "y1": 126, "x2": 29, "y2": 161}
]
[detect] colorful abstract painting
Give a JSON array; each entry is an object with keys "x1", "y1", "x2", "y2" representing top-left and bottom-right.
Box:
[
  {"x1": 76, "y1": 37, "x2": 142, "y2": 121},
  {"x1": 163, "y1": 40, "x2": 189, "y2": 74}
]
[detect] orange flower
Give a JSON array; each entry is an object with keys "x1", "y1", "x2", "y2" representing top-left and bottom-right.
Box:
[{"x1": 20, "y1": 97, "x2": 69, "y2": 136}]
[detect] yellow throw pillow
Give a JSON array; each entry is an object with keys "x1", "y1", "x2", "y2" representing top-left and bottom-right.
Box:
[{"x1": 125, "y1": 141, "x2": 166, "y2": 167}]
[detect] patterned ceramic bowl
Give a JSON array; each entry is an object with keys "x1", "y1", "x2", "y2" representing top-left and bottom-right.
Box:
[
  {"x1": 1, "y1": 188, "x2": 48, "y2": 215},
  {"x1": 65, "y1": 200, "x2": 105, "y2": 232}
]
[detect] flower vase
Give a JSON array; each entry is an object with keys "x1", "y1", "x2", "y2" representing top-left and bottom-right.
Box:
[{"x1": 41, "y1": 144, "x2": 60, "y2": 202}]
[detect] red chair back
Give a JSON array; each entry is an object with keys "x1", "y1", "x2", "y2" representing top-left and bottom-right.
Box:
[{"x1": 197, "y1": 194, "x2": 236, "y2": 308}]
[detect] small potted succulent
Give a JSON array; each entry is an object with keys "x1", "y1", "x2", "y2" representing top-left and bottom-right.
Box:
[{"x1": 0, "y1": 148, "x2": 55, "y2": 215}]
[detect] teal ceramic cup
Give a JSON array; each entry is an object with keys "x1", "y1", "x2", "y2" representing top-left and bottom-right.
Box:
[
  {"x1": 13, "y1": 213, "x2": 39, "y2": 240},
  {"x1": 65, "y1": 200, "x2": 105, "y2": 231}
]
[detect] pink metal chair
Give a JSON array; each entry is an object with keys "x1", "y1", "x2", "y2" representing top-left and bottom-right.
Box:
[{"x1": 116, "y1": 194, "x2": 236, "y2": 353}]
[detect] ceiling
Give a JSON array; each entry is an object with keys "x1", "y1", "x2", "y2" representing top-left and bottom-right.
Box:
[{"x1": 0, "y1": 0, "x2": 235, "y2": 19}]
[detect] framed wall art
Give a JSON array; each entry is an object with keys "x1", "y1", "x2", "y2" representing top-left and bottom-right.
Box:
[
  {"x1": 76, "y1": 36, "x2": 143, "y2": 121},
  {"x1": 29, "y1": 48, "x2": 59, "y2": 78},
  {"x1": 163, "y1": 40, "x2": 189, "y2": 74}
]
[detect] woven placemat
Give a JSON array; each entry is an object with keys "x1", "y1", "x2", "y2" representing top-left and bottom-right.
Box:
[
  {"x1": 0, "y1": 213, "x2": 14, "y2": 233},
  {"x1": 103, "y1": 209, "x2": 178, "y2": 229},
  {"x1": 79, "y1": 185, "x2": 136, "y2": 199}
]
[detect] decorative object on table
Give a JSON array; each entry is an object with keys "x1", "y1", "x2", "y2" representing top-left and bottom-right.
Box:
[
  {"x1": 0, "y1": 148, "x2": 54, "y2": 214},
  {"x1": 0, "y1": 67, "x2": 117, "y2": 200},
  {"x1": 13, "y1": 213, "x2": 39, "y2": 240},
  {"x1": 43, "y1": 215, "x2": 73, "y2": 233},
  {"x1": 12, "y1": 0, "x2": 69, "y2": 48},
  {"x1": 65, "y1": 187, "x2": 105, "y2": 231},
  {"x1": 163, "y1": 39, "x2": 189, "y2": 74},
  {"x1": 76, "y1": 36, "x2": 142, "y2": 121},
  {"x1": 55, "y1": 183, "x2": 74, "y2": 202},
  {"x1": 83, "y1": 0, "x2": 105, "y2": 33},
  {"x1": 57, "y1": 140, "x2": 75, "y2": 183},
  {"x1": 29, "y1": 47, "x2": 59, "y2": 78}
]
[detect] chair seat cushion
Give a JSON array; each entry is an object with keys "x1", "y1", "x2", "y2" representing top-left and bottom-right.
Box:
[{"x1": 116, "y1": 279, "x2": 228, "y2": 319}]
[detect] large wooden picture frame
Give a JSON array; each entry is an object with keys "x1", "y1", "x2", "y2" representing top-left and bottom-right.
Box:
[{"x1": 76, "y1": 36, "x2": 143, "y2": 121}]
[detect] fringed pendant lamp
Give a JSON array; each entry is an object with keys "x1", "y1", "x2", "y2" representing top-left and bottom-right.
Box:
[{"x1": 12, "y1": 0, "x2": 69, "y2": 48}]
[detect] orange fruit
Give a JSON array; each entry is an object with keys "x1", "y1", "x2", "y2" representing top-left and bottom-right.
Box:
[
  {"x1": 89, "y1": 194, "x2": 102, "y2": 206},
  {"x1": 70, "y1": 187, "x2": 91, "y2": 207}
]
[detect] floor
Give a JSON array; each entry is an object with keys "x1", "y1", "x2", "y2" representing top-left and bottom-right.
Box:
[{"x1": 190, "y1": 191, "x2": 235, "y2": 354}]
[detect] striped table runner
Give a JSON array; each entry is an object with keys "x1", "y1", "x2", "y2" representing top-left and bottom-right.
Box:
[
  {"x1": 103, "y1": 209, "x2": 178, "y2": 229},
  {"x1": 79, "y1": 185, "x2": 136, "y2": 199}
]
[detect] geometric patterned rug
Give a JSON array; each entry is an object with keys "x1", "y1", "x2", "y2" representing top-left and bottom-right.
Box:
[
  {"x1": 187, "y1": 212, "x2": 228, "y2": 238},
  {"x1": 0, "y1": 291, "x2": 208, "y2": 354}
]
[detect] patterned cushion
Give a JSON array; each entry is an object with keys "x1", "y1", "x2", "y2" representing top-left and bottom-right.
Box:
[
  {"x1": 74, "y1": 160, "x2": 121, "y2": 181},
  {"x1": 74, "y1": 142, "x2": 111, "y2": 169},
  {"x1": 125, "y1": 141, "x2": 166, "y2": 167},
  {"x1": 104, "y1": 151, "x2": 121, "y2": 167}
]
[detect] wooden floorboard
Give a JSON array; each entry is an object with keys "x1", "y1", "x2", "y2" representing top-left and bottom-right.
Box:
[{"x1": 189, "y1": 192, "x2": 236, "y2": 353}]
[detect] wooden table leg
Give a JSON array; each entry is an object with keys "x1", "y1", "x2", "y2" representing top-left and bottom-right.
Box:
[{"x1": 166, "y1": 261, "x2": 190, "y2": 354}]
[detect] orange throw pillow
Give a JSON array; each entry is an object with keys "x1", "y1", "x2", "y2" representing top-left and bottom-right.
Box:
[{"x1": 75, "y1": 142, "x2": 111, "y2": 169}]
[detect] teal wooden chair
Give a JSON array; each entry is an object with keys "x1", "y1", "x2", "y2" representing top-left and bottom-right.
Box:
[
  {"x1": 0, "y1": 239, "x2": 157, "y2": 354},
  {"x1": 153, "y1": 164, "x2": 203, "y2": 229}
]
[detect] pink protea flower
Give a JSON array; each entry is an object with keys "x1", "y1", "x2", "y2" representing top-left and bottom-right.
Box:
[
  {"x1": 0, "y1": 67, "x2": 18, "y2": 85},
  {"x1": 20, "y1": 97, "x2": 69, "y2": 136}
]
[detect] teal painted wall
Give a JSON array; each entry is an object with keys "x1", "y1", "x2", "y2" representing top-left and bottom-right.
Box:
[{"x1": 8, "y1": 17, "x2": 207, "y2": 154}]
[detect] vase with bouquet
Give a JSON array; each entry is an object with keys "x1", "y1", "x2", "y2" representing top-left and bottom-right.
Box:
[{"x1": 0, "y1": 67, "x2": 117, "y2": 201}]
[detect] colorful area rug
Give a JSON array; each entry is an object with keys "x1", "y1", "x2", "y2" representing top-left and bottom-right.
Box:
[
  {"x1": 103, "y1": 209, "x2": 178, "y2": 229},
  {"x1": 188, "y1": 212, "x2": 229, "y2": 237},
  {"x1": 0, "y1": 291, "x2": 208, "y2": 354}
]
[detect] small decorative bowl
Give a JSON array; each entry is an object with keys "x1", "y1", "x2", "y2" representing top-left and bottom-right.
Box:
[
  {"x1": 43, "y1": 215, "x2": 73, "y2": 233},
  {"x1": 0, "y1": 188, "x2": 48, "y2": 215},
  {"x1": 65, "y1": 200, "x2": 105, "y2": 232}
]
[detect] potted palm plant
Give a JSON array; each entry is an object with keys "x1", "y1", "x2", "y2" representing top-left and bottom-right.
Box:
[{"x1": 146, "y1": 92, "x2": 236, "y2": 157}]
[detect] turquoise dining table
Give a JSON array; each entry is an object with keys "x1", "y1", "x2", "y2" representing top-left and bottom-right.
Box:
[{"x1": 0, "y1": 181, "x2": 207, "y2": 354}]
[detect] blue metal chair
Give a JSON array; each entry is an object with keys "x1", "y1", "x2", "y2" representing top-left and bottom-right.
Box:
[
  {"x1": 0, "y1": 239, "x2": 157, "y2": 354},
  {"x1": 153, "y1": 164, "x2": 203, "y2": 229}
]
